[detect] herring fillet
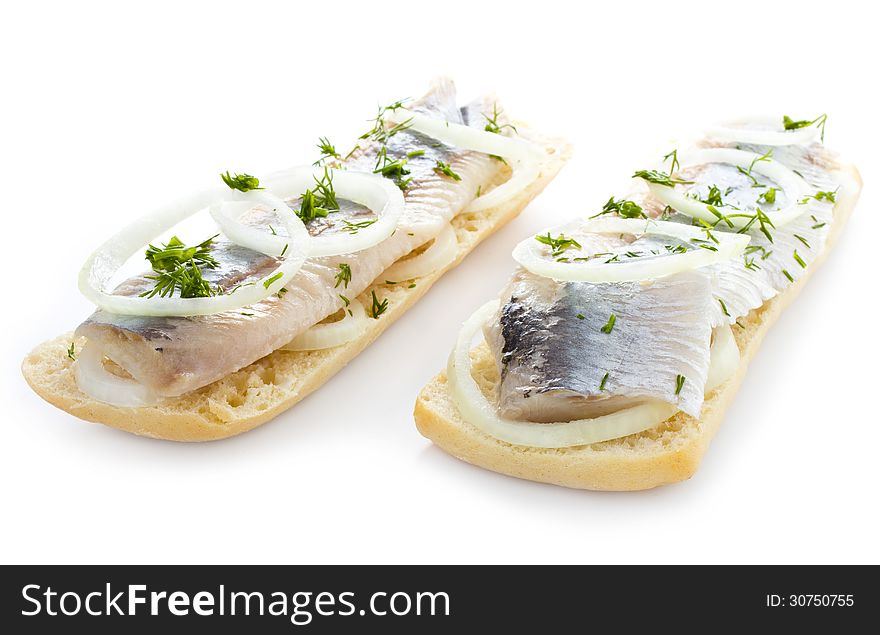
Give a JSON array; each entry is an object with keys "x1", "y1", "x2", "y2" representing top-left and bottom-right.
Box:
[
  {"x1": 485, "y1": 269, "x2": 713, "y2": 421},
  {"x1": 76, "y1": 79, "x2": 504, "y2": 397},
  {"x1": 482, "y1": 137, "x2": 843, "y2": 425},
  {"x1": 698, "y1": 142, "x2": 842, "y2": 326}
]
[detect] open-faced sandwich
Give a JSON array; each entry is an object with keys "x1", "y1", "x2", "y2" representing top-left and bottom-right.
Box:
[
  {"x1": 414, "y1": 115, "x2": 860, "y2": 490},
  {"x1": 22, "y1": 78, "x2": 570, "y2": 441}
]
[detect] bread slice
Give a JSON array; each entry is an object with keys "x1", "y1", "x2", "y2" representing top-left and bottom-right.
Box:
[
  {"x1": 414, "y1": 164, "x2": 862, "y2": 491},
  {"x1": 22, "y1": 128, "x2": 571, "y2": 441}
]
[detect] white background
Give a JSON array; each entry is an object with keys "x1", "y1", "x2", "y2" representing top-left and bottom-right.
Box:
[{"x1": 1, "y1": 0, "x2": 877, "y2": 565}]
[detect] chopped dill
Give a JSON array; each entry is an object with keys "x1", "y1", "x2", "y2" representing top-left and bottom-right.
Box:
[
  {"x1": 592, "y1": 196, "x2": 645, "y2": 219},
  {"x1": 373, "y1": 146, "x2": 412, "y2": 190},
  {"x1": 296, "y1": 167, "x2": 340, "y2": 222},
  {"x1": 434, "y1": 160, "x2": 461, "y2": 181},
  {"x1": 663, "y1": 149, "x2": 680, "y2": 174},
  {"x1": 483, "y1": 103, "x2": 517, "y2": 135},
  {"x1": 368, "y1": 290, "x2": 388, "y2": 319},
  {"x1": 263, "y1": 272, "x2": 283, "y2": 289},
  {"x1": 335, "y1": 263, "x2": 352, "y2": 289},
  {"x1": 359, "y1": 99, "x2": 412, "y2": 144},
  {"x1": 600, "y1": 313, "x2": 616, "y2": 334},
  {"x1": 783, "y1": 113, "x2": 827, "y2": 142},
  {"x1": 758, "y1": 187, "x2": 777, "y2": 206},
  {"x1": 313, "y1": 136, "x2": 340, "y2": 165},
  {"x1": 675, "y1": 374, "x2": 686, "y2": 396},
  {"x1": 221, "y1": 171, "x2": 263, "y2": 192},
  {"x1": 632, "y1": 169, "x2": 694, "y2": 188},
  {"x1": 800, "y1": 190, "x2": 837, "y2": 205},
  {"x1": 140, "y1": 234, "x2": 219, "y2": 299},
  {"x1": 535, "y1": 232, "x2": 582, "y2": 258},
  {"x1": 341, "y1": 218, "x2": 378, "y2": 234}
]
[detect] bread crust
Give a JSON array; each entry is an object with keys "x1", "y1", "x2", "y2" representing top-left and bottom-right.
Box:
[
  {"x1": 413, "y1": 165, "x2": 861, "y2": 491},
  {"x1": 22, "y1": 129, "x2": 571, "y2": 441}
]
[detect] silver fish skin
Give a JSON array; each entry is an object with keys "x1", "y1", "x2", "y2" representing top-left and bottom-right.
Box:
[
  {"x1": 485, "y1": 268, "x2": 713, "y2": 422},
  {"x1": 483, "y1": 136, "x2": 842, "y2": 425},
  {"x1": 678, "y1": 142, "x2": 842, "y2": 326},
  {"x1": 77, "y1": 79, "x2": 505, "y2": 397}
]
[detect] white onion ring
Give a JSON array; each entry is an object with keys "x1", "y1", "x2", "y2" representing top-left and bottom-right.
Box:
[
  {"x1": 382, "y1": 223, "x2": 458, "y2": 281},
  {"x1": 384, "y1": 107, "x2": 542, "y2": 212},
  {"x1": 253, "y1": 167, "x2": 405, "y2": 257},
  {"x1": 74, "y1": 342, "x2": 162, "y2": 407},
  {"x1": 280, "y1": 300, "x2": 368, "y2": 351},
  {"x1": 79, "y1": 187, "x2": 308, "y2": 317},
  {"x1": 706, "y1": 324, "x2": 740, "y2": 391},
  {"x1": 706, "y1": 115, "x2": 821, "y2": 146},
  {"x1": 447, "y1": 302, "x2": 739, "y2": 448},
  {"x1": 645, "y1": 148, "x2": 809, "y2": 230},
  {"x1": 512, "y1": 218, "x2": 750, "y2": 283}
]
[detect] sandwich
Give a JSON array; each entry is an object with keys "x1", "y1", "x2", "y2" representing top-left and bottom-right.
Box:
[
  {"x1": 22, "y1": 78, "x2": 570, "y2": 441},
  {"x1": 414, "y1": 115, "x2": 861, "y2": 490}
]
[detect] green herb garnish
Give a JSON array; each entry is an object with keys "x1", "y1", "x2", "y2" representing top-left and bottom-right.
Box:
[
  {"x1": 735, "y1": 148, "x2": 773, "y2": 188},
  {"x1": 434, "y1": 160, "x2": 461, "y2": 181},
  {"x1": 600, "y1": 313, "x2": 616, "y2": 334},
  {"x1": 295, "y1": 167, "x2": 340, "y2": 222},
  {"x1": 67, "y1": 342, "x2": 76, "y2": 360},
  {"x1": 800, "y1": 190, "x2": 837, "y2": 205},
  {"x1": 535, "y1": 232, "x2": 582, "y2": 258},
  {"x1": 335, "y1": 263, "x2": 352, "y2": 289},
  {"x1": 221, "y1": 171, "x2": 263, "y2": 192},
  {"x1": 360, "y1": 99, "x2": 412, "y2": 144},
  {"x1": 263, "y1": 272, "x2": 283, "y2": 289},
  {"x1": 663, "y1": 149, "x2": 680, "y2": 174},
  {"x1": 313, "y1": 137, "x2": 340, "y2": 165},
  {"x1": 783, "y1": 114, "x2": 827, "y2": 142},
  {"x1": 592, "y1": 196, "x2": 645, "y2": 219},
  {"x1": 782, "y1": 269, "x2": 794, "y2": 283},
  {"x1": 758, "y1": 187, "x2": 777, "y2": 205},
  {"x1": 373, "y1": 147, "x2": 412, "y2": 190},
  {"x1": 140, "y1": 235, "x2": 219, "y2": 299},
  {"x1": 599, "y1": 372, "x2": 609, "y2": 392},
  {"x1": 341, "y1": 218, "x2": 378, "y2": 234},
  {"x1": 793, "y1": 250, "x2": 806, "y2": 269},
  {"x1": 719, "y1": 298, "x2": 730, "y2": 317},
  {"x1": 368, "y1": 290, "x2": 388, "y2": 319},
  {"x1": 483, "y1": 103, "x2": 517, "y2": 135},
  {"x1": 632, "y1": 169, "x2": 694, "y2": 188},
  {"x1": 675, "y1": 374, "x2": 686, "y2": 396}
]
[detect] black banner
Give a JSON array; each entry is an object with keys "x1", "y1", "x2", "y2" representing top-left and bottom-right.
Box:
[{"x1": 0, "y1": 565, "x2": 874, "y2": 632}]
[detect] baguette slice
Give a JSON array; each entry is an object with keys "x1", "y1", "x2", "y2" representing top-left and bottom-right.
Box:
[
  {"x1": 22, "y1": 128, "x2": 571, "y2": 442},
  {"x1": 414, "y1": 164, "x2": 861, "y2": 491}
]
